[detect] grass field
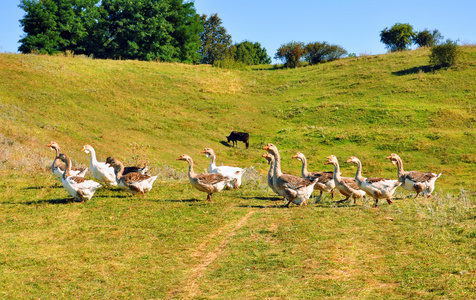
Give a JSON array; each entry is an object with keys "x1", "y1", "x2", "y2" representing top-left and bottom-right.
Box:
[{"x1": 0, "y1": 46, "x2": 475, "y2": 298}]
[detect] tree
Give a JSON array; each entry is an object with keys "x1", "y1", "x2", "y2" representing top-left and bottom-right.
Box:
[
  {"x1": 166, "y1": 0, "x2": 203, "y2": 63},
  {"x1": 199, "y1": 14, "x2": 231, "y2": 64},
  {"x1": 19, "y1": 0, "x2": 203, "y2": 62},
  {"x1": 304, "y1": 42, "x2": 346, "y2": 65},
  {"x1": 413, "y1": 29, "x2": 443, "y2": 48},
  {"x1": 429, "y1": 39, "x2": 459, "y2": 68},
  {"x1": 275, "y1": 41, "x2": 306, "y2": 68},
  {"x1": 380, "y1": 23, "x2": 415, "y2": 52},
  {"x1": 233, "y1": 41, "x2": 271, "y2": 65},
  {"x1": 19, "y1": 0, "x2": 99, "y2": 54}
]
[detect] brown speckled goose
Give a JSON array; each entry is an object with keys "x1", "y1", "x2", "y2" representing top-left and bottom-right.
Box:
[
  {"x1": 106, "y1": 156, "x2": 148, "y2": 177},
  {"x1": 177, "y1": 154, "x2": 234, "y2": 201},
  {"x1": 292, "y1": 152, "x2": 335, "y2": 199},
  {"x1": 263, "y1": 144, "x2": 318, "y2": 207},
  {"x1": 58, "y1": 153, "x2": 102, "y2": 202},
  {"x1": 107, "y1": 157, "x2": 157, "y2": 197},
  {"x1": 324, "y1": 155, "x2": 366, "y2": 204},
  {"x1": 386, "y1": 153, "x2": 441, "y2": 198},
  {"x1": 47, "y1": 142, "x2": 87, "y2": 181},
  {"x1": 346, "y1": 156, "x2": 401, "y2": 207}
]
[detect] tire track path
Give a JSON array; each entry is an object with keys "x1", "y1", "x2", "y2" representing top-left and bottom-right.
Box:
[{"x1": 169, "y1": 210, "x2": 255, "y2": 298}]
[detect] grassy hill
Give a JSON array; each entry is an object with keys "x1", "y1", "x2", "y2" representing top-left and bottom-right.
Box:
[{"x1": 0, "y1": 47, "x2": 475, "y2": 298}]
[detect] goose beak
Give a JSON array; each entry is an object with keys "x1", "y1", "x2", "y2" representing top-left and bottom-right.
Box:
[
  {"x1": 46, "y1": 143, "x2": 52, "y2": 147},
  {"x1": 346, "y1": 158, "x2": 352, "y2": 163},
  {"x1": 262, "y1": 145, "x2": 269, "y2": 150},
  {"x1": 80, "y1": 147, "x2": 86, "y2": 152},
  {"x1": 262, "y1": 153, "x2": 268, "y2": 158},
  {"x1": 292, "y1": 154, "x2": 299, "y2": 159},
  {"x1": 386, "y1": 155, "x2": 392, "y2": 160},
  {"x1": 201, "y1": 150, "x2": 206, "y2": 154}
]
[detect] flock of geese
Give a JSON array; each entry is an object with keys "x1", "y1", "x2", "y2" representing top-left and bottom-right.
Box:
[{"x1": 47, "y1": 142, "x2": 441, "y2": 207}]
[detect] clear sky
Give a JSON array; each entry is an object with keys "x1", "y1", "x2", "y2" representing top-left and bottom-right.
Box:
[{"x1": 1, "y1": 0, "x2": 475, "y2": 63}]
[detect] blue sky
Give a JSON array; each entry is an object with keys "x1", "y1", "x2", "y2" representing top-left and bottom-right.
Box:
[{"x1": 1, "y1": 0, "x2": 475, "y2": 63}]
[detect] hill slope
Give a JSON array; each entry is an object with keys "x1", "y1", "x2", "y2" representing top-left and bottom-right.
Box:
[
  {"x1": 1, "y1": 47, "x2": 475, "y2": 190},
  {"x1": 0, "y1": 47, "x2": 475, "y2": 299}
]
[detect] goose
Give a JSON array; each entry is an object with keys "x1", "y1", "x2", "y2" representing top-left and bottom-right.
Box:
[
  {"x1": 58, "y1": 153, "x2": 102, "y2": 201},
  {"x1": 107, "y1": 157, "x2": 157, "y2": 197},
  {"x1": 263, "y1": 144, "x2": 318, "y2": 207},
  {"x1": 386, "y1": 153, "x2": 441, "y2": 198},
  {"x1": 106, "y1": 156, "x2": 148, "y2": 176},
  {"x1": 80, "y1": 144, "x2": 117, "y2": 185},
  {"x1": 292, "y1": 152, "x2": 335, "y2": 199},
  {"x1": 262, "y1": 152, "x2": 282, "y2": 197},
  {"x1": 177, "y1": 154, "x2": 234, "y2": 201},
  {"x1": 201, "y1": 148, "x2": 246, "y2": 189},
  {"x1": 324, "y1": 155, "x2": 366, "y2": 204},
  {"x1": 47, "y1": 142, "x2": 87, "y2": 181},
  {"x1": 346, "y1": 156, "x2": 401, "y2": 207}
]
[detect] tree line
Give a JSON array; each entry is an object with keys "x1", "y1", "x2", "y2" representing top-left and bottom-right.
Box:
[
  {"x1": 18, "y1": 1, "x2": 458, "y2": 68},
  {"x1": 18, "y1": 0, "x2": 271, "y2": 65}
]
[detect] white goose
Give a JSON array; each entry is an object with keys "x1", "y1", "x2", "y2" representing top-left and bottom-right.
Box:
[
  {"x1": 346, "y1": 156, "x2": 401, "y2": 207},
  {"x1": 107, "y1": 157, "x2": 157, "y2": 197},
  {"x1": 324, "y1": 155, "x2": 366, "y2": 204},
  {"x1": 80, "y1": 144, "x2": 117, "y2": 185},
  {"x1": 177, "y1": 154, "x2": 234, "y2": 201},
  {"x1": 58, "y1": 153, "x2": 102, "y2": 201},
  {"x1": 47, "y1": 142, "x2": 87, "y2": 181},
  {"x1": 292, "y1": 152, "x2": 335, "y2": 199},
  {"x1": 386, "y1": 153, "x2": 441, "y2": 198},
  {"x1": 263, "y1": 144, "x2": 318, "y2": 207},
  {"x1": 201, "y1": 148, "x2": 246, "y2": 189}
]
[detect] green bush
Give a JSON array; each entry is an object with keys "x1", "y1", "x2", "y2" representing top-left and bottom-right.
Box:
[
  {"x1": 213, "y1": 57, "x2": 248, "y2": 70},
  {"x1": 274, "y1": 41, "x2": 306, "y2": 68},
  {"x1": 429, "y1": 39, "x2": 459, "y2": 68}
]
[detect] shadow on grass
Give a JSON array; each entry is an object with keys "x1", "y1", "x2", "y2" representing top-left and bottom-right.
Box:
[
  {"x1": 23, "y1": 197, "x2": 75, "y2": 205},
  {"x1": 24, "y1": 185, "x2": 63, "y2": 190},
  {"x1": 392, "y1": 65, "x2": 433, "y2": 76},
  {"x1": 220, "y1": 141, "x2": 232, "y2": 147}
]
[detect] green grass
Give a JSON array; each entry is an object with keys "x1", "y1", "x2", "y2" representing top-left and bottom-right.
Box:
[{"x1": 0, "y1": 47, "x2": 475, "y2": 298}]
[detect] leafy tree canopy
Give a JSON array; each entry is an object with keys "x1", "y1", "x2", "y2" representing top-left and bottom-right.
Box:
[
  {"x1": 19, "y1": 0, "x2": 203, "y2": 62},
  {"x1": 199, "y1": 13, "x2": 231, "y2": 65},
  {"x1": 413, "y1": 29, "x2": 443, "y2": 48},
  {"x1": 380, "y1": 23, "x2": 415, "y2": 52}
]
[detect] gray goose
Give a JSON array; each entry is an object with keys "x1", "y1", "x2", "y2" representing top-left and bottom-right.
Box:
[
  {"x1": 106, "y1": 156, "x2": 148, "y2": 176},
  {"x1": 58, "y1": 153, "x2": 101, "y2": 202},
  {"x1": 177, "y1": 154, "x2": 234, "y2": 201},
  {"x1": 292, "y1": 152, "x2": 335, "y2": 199},
  {"x1": 386, "y1": 153, "x2": 441, "y2": 198},
  {"x1": 107, "y1": 157, "x2": 157, "y2": 197},
  {"x1": 324, "y1": 155, "x2": 366, "y2": 204},
  {"x1": 346, "y1": 156, "x2": 401, "y2": 207},
  {"x1": 47, "y1": 142, "x2": 87, "y2": 181},
  {"x1": 263, "y1": 144, "x2": 318, "y2": 207}
]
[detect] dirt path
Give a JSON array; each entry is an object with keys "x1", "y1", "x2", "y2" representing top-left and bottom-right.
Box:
[{"x1": 168, "y1": 210, "x2": 255, "y2": 298}]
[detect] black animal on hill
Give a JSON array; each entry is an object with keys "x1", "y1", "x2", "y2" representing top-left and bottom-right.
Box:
[{"x1": 226, "y1": 131, "x2": 249, "y2": 148}]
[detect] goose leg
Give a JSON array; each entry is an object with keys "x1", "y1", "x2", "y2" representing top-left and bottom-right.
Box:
[
  {"x1": 207, "y1": 194, "x2": 212, "y2": 202},
  {"x1": 386, "y1": 198, "x2": 393, "y2": 205}
]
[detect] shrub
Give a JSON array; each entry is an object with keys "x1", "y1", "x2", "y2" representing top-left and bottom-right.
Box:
[
  {"x1": 274, "y1": 41, "x2": 306, "y2": 68},
  {"x1": 304, "y1": 42, "x2": 347, "y2": 65},
  {"x1": 429, "y1": 39, "x2": 459, "y2": 68},
  {"x1": 413, "y1": 29, "x2": 443, "y2": 47}
]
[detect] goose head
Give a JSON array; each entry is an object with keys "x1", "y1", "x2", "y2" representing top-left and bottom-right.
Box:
[
  {"x1": 324, "y1": 155, "x2": 338, "y2": 166},
  {"x1": 262, "y1": 153, "x2": 273, "y2": 165},
  {"x1": 81, "y1": 144, "x2": 94, "y2": 154},
  {"x1": 177, "y1": 154, "x2": 192, "y2": 162},
  {"x1": 201, "y1": 148, "x2": 215, "y2": 158},
  {"x1": 47, "y1": 141, "x2": 60, "y2": 152},
  {"x1": 292, "y1": 152, "x2": 305, "y2": 161},
  {"x1": 346, "y1": 156, "x2": 360, "y2": 165},
  {"x1": 386, "y1": 153, "x2": 400, "y2": 165}
]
